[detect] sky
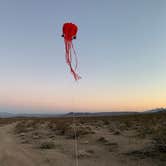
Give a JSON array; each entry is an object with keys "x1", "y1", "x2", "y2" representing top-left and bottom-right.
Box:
[{"x1": 0, "y1": 0, "x2": 166, "y2": 113}]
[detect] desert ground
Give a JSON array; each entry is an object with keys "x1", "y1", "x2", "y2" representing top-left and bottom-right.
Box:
[{"x1": 0, "y1": 113, "x2": 165, "y2": 166}]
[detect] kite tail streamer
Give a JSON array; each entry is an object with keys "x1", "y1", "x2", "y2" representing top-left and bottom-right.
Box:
[
  {"x1": 71, "y1": 42, "x2": 78, "y2": 70},
  {"x1": 65, "y1": 40, "x2": 81, "y2": 81}
]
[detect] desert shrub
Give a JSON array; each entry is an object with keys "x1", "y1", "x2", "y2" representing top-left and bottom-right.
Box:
[
  {"x1": 48, "y1": 121, "x2": 57, "y2": 131},
  {"x1": 136, "y1": 127, "x2": 155, "y2": 138},
  {"x1": 103, "y1": 120, "x2": 110, "y2": 125},
  {"x1": 15, "y1": 121, "x2": 29, "y2": 133},
  {"x1": 55, "y1": 121, "x2": 70, "y2": 135},
  {"x1": 97, "y1": 136, "x2": 109, "y2": 144},
  {"x1": 65, "y1": 125, "x2": 94, "y2": 139},
  {"x1": 113, "y1": 130, "x2": 121, "y2": 135},
  {"x1": 153, "y1": 126, "x2": 166, "y2": 153},
  {"x1": 39, "y1": 141, "x2": 55, "y2": 149},
  {"x1": 14, "y1": 120, "x2": 39, "y2": 134}
]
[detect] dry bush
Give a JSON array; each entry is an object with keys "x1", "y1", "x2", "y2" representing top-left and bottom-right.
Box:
[
  {"x1": 77, "y1": 149, "x2": 93, "y2": 158},
  {"x1": 65, "y1": 125, "x2": 94, "y2": 139},
  {"x1": 97, "y1": 136, "x2": 109, "y2": 144},
  {"x1": 0, "y1": 118, "x2": 19, "y2": 126},
  {"x1": 103, "y1": 120, "x2": 110, "y2": 126},
  {"x1": 14, "y1": 120, "x2": 38, "y2": 134},
  {"x1": 39, "y1": 141, "x2": 55, "y2": 149},
  {"x1": 50, "y1": 120, "x2": 70, "y2": 135},
  {"x1": 47, "y1": 118, "x2": 94, "y2": 138},
  {"x1": 153, "y1": 126, "x2": 166, "y2": 153}
]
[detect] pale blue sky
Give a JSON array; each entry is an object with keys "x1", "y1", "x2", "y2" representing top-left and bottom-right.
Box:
[{"x1": 0, "y1": 0, "x2": 166, "y2": 113}]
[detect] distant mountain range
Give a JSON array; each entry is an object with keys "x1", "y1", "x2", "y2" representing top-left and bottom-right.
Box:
[
  {"x1": 144, "y1": 108, "x2": 166, "y2": 113},
  {"x1": 0, "y1": 108, "x2": 165, "y2": 118},
  {"x1": 64, "y1": 111, "x2": 139, "y2": 117},
  {"x1": 0, "y1": 112, "x2": 61, "y2": 118},
  {"x1": 0, "y1": 112, "x2": 15, "y2": 118},
  {"x1": 64, "y1": 108, "x2": 166, "y2": 117}
]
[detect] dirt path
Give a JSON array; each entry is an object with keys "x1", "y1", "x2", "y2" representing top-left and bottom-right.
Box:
[
  {"x1": 0, "y1": 123, "x2": 76, "y2": 166},
  {"x1": 0, "y1": 124, "x2": 52, "y2": 166}
]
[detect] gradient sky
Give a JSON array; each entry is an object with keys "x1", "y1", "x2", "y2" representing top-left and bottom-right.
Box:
[{"x1": 0, "y1": 0, "x2": 166, "y2": 113}]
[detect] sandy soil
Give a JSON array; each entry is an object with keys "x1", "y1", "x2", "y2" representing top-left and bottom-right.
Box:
[
  {"x1": 0, "y1": 120, "x2": 162, "y2": 166},
  {"x1": 0, "y1": 124, "x2": 51, "y2": 166}
]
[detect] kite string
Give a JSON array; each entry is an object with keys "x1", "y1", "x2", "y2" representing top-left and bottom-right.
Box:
[
  {"x1": 72, "y1": 111, "x2": 79, "y2": 166},
  {"x1": 72, "y1": 82, "x2": 79, "y2": 166}
]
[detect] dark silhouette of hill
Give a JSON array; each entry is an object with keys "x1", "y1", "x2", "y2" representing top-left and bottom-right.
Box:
[{"x1": 0, "y1": 108, "x2": 165, "y2": 118}]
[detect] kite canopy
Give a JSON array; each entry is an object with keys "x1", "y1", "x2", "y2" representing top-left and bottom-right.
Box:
[
  {"x1": 63, "y1": 23, "x2": 78, "y2": 41},
  {"x1": 62, "y1": 23, "x2": 81, "y2": 81}
]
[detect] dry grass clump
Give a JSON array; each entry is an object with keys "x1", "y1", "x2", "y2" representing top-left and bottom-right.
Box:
[
  {"x1": 49, "y1": 120, "x2": 70, "y2": 135},
  {"x1": 60, "y1": 124, "x2": 94, "y2": 139},
  {"x1": 97, "y1": 136, "x2": 109, "y2": 144},
  {"x1": 153, "y1": 126, "x2": 166, "y2": 153},
  {"x1": 77, "y1": 149, "x2": 94, "y2": 158},
  {"x1": 47, "y1": 119, "x2": 94, "y2": 138},
  {"x1": 108, "y1": 143, "x2": 119, "y2": 152},
  {"x1": 73, "y1": 125, "x2": 94, "y2": 138},
  {"x1": 39, "y1": 141, "x2": 55, "y2": 149},
  {"x1": 97, "y1": 136, "x2": 119, "y2": 152},
  {"x1": 125, "y1": 147, "x2": 156, "y2": 159},
  {"x1": 125, "y1": 144, "x2": 166, "y2": 162},
  {"x1": 0, "y1": 118, "x2": 19, "y2": 126},
  {"x1": 14, "y1": 119, "x2": 53, "y2": 145},
  {"x1": 14, "y1": 120, "x2": 39, "y2": 134}
]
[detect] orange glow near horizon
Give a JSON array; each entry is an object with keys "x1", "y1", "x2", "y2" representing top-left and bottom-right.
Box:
[
  {"x1": 0, "y1": 79, "x2": 165, "y2": 112},
  {"x1": 0, "y1": 88, "x2": 165, "y2": 112}
]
